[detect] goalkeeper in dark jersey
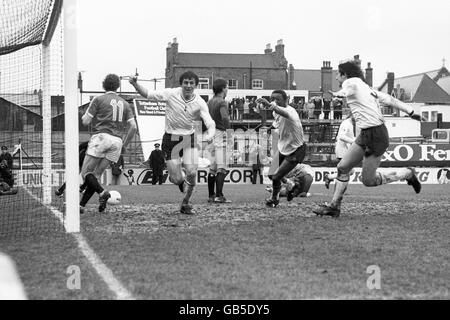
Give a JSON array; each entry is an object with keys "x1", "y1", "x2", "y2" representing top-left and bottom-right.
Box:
[{"x1": 54, "y1": 141, "x2": 89, "y2": 197}]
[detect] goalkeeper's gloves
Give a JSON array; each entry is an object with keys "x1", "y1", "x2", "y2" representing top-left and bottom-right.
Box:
[{"x1": 409, "y1": 110, "x2": 425, "y2": 122}]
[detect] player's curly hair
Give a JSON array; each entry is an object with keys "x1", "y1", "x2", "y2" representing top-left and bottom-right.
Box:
[
  {"x1": 103, "y1": 74, "x2": 121, "y2": 92},
  {"x1": 272, "y1": 90, "x2": 288, "y2": 102},
  {"x1": 338, "y1": 60, "x2": 366, "y2": 82},
  {"x1": 213, "y1": 78, "x2": 228, "y2": 95},
  {"x1": 179, "y1": 71, "x2": 199, "y2": 86}
]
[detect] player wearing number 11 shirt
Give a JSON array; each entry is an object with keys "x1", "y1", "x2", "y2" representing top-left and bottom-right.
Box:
[{"x1": 80, "y1": 74, "x2": 137, "y2": 214}]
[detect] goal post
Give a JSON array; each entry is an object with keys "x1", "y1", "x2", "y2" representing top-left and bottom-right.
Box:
[
  {"x1": 0, "y1": 0, "x2": 80, "y2": 237},
  {"x1": 63, "y1": 0, "x2": 80, "y2": 233}
]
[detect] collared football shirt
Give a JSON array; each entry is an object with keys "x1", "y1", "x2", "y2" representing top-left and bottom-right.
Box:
[
  {"x1": 147, "y1": 88, "x2": 215, "y2": 136},
  {"x1": 86, "y1": 92, "x2": 134, "y2": 138}
]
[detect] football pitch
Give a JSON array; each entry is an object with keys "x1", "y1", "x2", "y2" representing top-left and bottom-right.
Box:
[{"x1": 1, "y1": 183, "x2": 449, "y2": 300}]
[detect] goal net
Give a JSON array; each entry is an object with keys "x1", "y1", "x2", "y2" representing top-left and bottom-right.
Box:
[{"x1": 0, "y1": 0, "x2": 79, "y2": 238}]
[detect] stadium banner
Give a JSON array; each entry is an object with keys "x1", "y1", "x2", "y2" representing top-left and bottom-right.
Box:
[
  {"x1": 133, "y1": 99, "x2": 166, "y2": 161},
  {"x1": 382, "y1": 144, "x2": 450, "y2": 162},
  {"x1": 10, "y1": 167, "x2": 450, "y2": 188},
  {"x1": 103, "y1": 167, "x2": 450, "y2": 186},
  {"x1": 12, "y1": 170, "x2": 107, "y2": 187}
]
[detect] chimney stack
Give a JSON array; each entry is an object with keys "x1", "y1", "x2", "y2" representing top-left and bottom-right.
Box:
[
  {"x1": 275, "y1": 39, "x2": 284, "y2": 57},
  {"x1": 321, "y1": 61, "x2": 333, "y2": 98},
  {"x1": 353, "y1": 54, "x2": 361, "y2": 68},
  {"x1": 387, "y1": 72, "x2": 395, "y2": 95},
  {"x1": 265, "y1": 43, "x2": 272, "y2": 54},
  {"x1": 365, "y1": 62, "x2": 373, "y2": 87}
]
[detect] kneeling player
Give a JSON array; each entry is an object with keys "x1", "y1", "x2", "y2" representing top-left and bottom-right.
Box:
[{"x1": 267, "y1": 163, "x2": 314, "y2": 201}]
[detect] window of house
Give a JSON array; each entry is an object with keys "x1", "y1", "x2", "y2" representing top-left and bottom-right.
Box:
[
  {"x1": 422, "y1": 111, "x2": 429, "y2": 122},
  {"x1": 228, "y1": 79, "x2": 237, "y2": 90},
  {"x1": 431, "y1": 111, "x2": 438, "y2": 122},
  {"x1": 198, "y1": 78, "x2": 209, "y2": 90},
  {"x1": 252, "y1": 79, "x2": 264, "y2": 90},
  {"x1": 433, "y1": 130, "x2": 448, "y2": 140}
]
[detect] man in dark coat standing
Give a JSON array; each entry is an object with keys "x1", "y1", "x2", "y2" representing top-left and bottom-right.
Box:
[
  {"x1": 0, "y1": 146, "x2": 14, "y2": 187},
  {"x1": 149, "y1": 143, "x2": 165, "y2": 185}
]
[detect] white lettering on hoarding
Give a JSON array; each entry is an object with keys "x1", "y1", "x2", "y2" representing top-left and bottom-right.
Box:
[
  {"x1": 392, "y1": 145, "x2": 414, "y2": 161},
  {"x1": 420, "y1": 144, "x2": 435, "y2": 161},
  {"x1": 419, "y1": 144, "x2": 450, "y2": 161}
]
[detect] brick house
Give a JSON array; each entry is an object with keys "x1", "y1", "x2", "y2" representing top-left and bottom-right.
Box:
[
  {"x1": 290, "y1": 55, "x2": 374, "y2": 99},
  {"x1": 165, "y1": 38, "x2": 289, "y2": 90},
  {"x1": 378, "y1": 64, "x2": 450, "y2": 137}
]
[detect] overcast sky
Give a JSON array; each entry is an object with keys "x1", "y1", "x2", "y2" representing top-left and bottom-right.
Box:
[{"x1": 77, "y1": 0, "x2": 450, "y2": 93}]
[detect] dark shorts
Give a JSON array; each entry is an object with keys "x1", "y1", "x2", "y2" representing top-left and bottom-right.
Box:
[
  {"x1": 162, "y1": 133, "x2": 200, "y2": 161},
  {"x1": 279, "y1": 144, "x2": 307, "y2": 165},
  {"x1": 355, "y1": 124, "x2": 389, "y2": 157}
]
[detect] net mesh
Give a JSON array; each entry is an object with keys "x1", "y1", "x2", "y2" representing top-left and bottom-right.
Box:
[
  {"x1": 0, "y1": 0, "x2": 67, "y2": 238},
  {"x1": 0, "y1": 0, "x2": 55, "y2": 55}
]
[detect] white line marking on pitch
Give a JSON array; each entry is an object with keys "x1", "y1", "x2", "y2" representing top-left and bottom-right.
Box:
[
  {"x1": 74, "y1": 233, "x2": 135, "y2": 300},
  {"x1": 24, "y1": 187, "x2": 135, "y2": 300}
]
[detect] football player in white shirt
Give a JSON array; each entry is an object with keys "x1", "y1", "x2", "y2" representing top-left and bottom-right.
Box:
[
  {"x1": 314, "y1": 60, "x2": 424, "y2": 218},
  {"x1": 130, "y1": 71, "x2": 216, "y2": 215},
  {"x1": 256, "y1": 90, "x2": 306, "y2": 208},
  {"x1": 324, "y1": 110, "x2": 357, "y2": 189}
]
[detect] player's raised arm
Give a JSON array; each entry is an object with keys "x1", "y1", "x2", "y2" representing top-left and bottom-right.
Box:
[
  {"x1": 129, "y1": 76, "x2": 169, "y2": 101},
  {"x1": 129, "y1": 76, "x2": 149, "y2": 98},
  {"x1": 376, "y1": 91, "x2": 425, "y2": 121},
  {"x1": 121, "y1": 102, "x2": 138, "y2": 153}
]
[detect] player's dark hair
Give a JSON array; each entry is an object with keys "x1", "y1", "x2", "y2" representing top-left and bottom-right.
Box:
[
  {"x1": 272, "y1": 90, "x2": 288, "y2": 102},
  {"x1": 179, "y1": 71, "x2": 200, "y2": 86},
  {"x1": 213, "y1": 78, "x2": 228, "y2": 95},
  {"x1": 103, "y1": 74, "x2": 121, "y2": 92},
  {"x1": 338, "y1": 61, "x2": 366, "y2": 82}
]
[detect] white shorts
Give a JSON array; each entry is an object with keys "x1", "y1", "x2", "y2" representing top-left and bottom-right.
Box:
[
  {"x1": 205, "y1": 130, "x2": 227, "y2": 171},
  {"x1": 86, "y1": 133, "x2": 123, "y2": 163}
]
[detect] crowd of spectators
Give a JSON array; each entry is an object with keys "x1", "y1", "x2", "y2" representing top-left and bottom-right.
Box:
[
  {"x1": 287, "y1": 97, "x2": 347, "y2": 120},
  {"x1": 228, "y1": 97, "x2": 274, "y2": 124},
  {"x1": 223, "y1": 95, "x2": 348, "y2": 123}
]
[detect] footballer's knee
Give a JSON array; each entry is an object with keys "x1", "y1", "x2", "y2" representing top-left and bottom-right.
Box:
[
  {"x1": 362, "y1": 174, "x2": 378, "y2": 187},
  {"x1": 185, "y1": 173, "x2": 197, "y2": 186},
  {"x1": 168, "y1": 170, "x2": 185, "y2": 185},
  {"x1": 336, "y1": 167, "x2": 350, "y2": 182}
]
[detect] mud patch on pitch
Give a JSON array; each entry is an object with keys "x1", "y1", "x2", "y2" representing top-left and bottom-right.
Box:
[{"x1": 80, "y1": 200, "x2": 450, "y2": 235}]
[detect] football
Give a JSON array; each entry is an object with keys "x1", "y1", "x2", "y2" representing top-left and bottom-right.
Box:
[{"x1": 107, "y1": 190, "x2": 121, "y2": 205}]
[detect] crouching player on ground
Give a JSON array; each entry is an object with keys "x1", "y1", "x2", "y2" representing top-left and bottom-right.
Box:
[
  {"x1": 267, "y1": 163, "x2": 314, "y2": 201},
  {"x1": 80, "y1": 74, "x2": 137, "y2": 214}
]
